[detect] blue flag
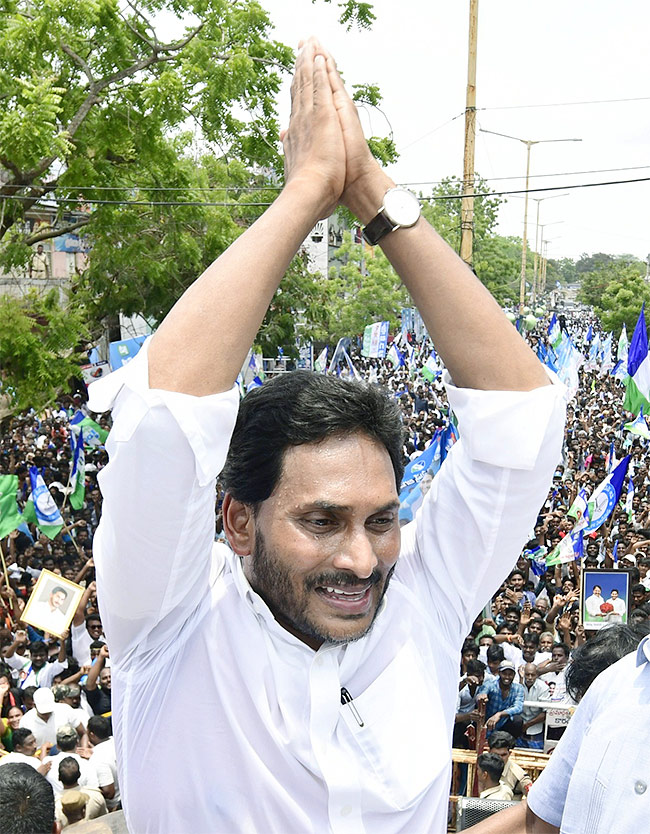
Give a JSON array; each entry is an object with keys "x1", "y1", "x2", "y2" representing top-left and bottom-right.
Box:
[
  {"x1": 584, "y1": 456, "x2": 631, "y2": 533},
  {"x1": 612, "y1": 539, "x2": 619, "y2": 564},
  {"x1": 399, "y1": 434, "x2": 441, "y2": 500}
]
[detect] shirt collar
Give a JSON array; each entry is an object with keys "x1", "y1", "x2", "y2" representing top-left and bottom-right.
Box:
[{"x1": 636, "y1": 634, "x2": 650, "y2": 666}]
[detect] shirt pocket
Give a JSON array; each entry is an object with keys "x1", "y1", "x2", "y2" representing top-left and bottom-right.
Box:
[{"x1": 340, "y1": 639, "x2": 447, "y2": 810}]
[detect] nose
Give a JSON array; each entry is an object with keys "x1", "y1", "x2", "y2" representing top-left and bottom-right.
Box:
[{"x1": 331, "y1": 526, "x2": 379, "y2": 580}]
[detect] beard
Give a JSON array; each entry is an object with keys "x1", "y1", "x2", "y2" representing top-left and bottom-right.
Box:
[{"x1": 249, "y1": 524, "x2": 395, "y2": 647}]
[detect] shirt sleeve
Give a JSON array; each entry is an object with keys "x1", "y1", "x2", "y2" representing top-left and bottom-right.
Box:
[
  {"x1": 71, "y1": 622, "x2": 92, "y2": 666},
  {"x1": 88, "y1": 340, "x2": 240, "y2": 668},
  {"x1": 93, "y1": 757, "x2": 114, "y2": 788},
  {"x1": 526, "y1": 674, "x2": 598, "y2": 826},
  {"x1": 397, "y1": 370, "x2": 566, "y2": 648}
]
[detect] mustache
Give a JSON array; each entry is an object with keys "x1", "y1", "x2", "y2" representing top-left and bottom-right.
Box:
[{"x1": 306, "y1": 564, "x2": 395, "y2": 591}]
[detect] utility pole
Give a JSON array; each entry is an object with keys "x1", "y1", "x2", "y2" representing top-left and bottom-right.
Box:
[
  {"x1": 460, "y1": 0, "x2": 479, "y2": 267},
  {"x1": 480, "y1": 129, "x2": 581, "y2": 314},
  {"x1": 531, "y1": 193, "x2": 568, "y2": 301}
]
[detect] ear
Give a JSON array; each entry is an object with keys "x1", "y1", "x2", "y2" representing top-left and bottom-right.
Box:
[{"x1": 222, "y1": 493, "x2": 256, "y2": 556}]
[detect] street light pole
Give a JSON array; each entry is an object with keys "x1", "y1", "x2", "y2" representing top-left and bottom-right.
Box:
[
  {"x1": 530, "y1": 193, "x2": 569, "y2": 301},
  {"x1": 479, "y1": 129, "x2": 581, "y2": 314}
]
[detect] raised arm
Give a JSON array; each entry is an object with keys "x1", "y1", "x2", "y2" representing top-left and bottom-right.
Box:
[
  {"x1": 148, "y1": 38, "x2": 345, "y2": 397},
  {"x1": 326, "y1": 55, "x2": 549, "y2": 392}
]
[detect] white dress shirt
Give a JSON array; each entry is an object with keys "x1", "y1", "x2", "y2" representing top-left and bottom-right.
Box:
[
  {"x1": 90, "y1": 342, "x2": 565, "y2": 834},
  {"x1": 20, "y1": 703, "x2": 78, "y2": 748},
  {"x1": 528, "y1": 637, "x2": 650, "y2": 832}
]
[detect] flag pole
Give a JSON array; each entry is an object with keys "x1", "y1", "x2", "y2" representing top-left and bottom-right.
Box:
[{"x1": 0, "y1": 549, "x2": 16, "y2": 630}]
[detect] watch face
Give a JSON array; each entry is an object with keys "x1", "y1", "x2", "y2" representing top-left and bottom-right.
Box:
[{"x1": 383, "y1": 188, "x2": 421, "y2": 227}]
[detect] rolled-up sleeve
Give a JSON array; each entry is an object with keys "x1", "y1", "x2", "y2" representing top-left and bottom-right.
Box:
[
  {"x1": 89, "y1": 341, "x2": 240, "y2": 667},
  {"x1": 397, "y1": 370, "x2": 567, "y2": 647}
]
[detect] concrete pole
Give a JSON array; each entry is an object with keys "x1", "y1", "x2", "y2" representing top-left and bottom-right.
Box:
[
  {"x1": 460, "y1": 0, "x2": 479, "y2": 267},
  {"x1": 519, "y1": 142, "x2": 532, "y2": 314},
  {"x1": 532, "y1": 199, "x2": 541, "y2": 303}
]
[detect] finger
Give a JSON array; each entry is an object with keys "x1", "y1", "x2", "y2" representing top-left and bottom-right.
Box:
[
  {"x1": 312, "y1": 53, "x2": 335, "y2": 115},
  {"x1": 290, "y1": 38, "x2": 318, "y2": 118}
]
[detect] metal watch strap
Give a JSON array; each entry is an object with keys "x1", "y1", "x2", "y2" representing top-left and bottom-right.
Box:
[{"x1": 362, "y1": 210, "x2": 395, "y2": 246}]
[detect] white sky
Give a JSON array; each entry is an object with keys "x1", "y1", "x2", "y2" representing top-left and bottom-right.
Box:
[{"x1": 260, "y1": 0, "x2": 650, "y2": 265}]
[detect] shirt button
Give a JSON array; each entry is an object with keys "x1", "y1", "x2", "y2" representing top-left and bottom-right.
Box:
[
  {"x1": 635, "y1": 780, "x2": 647, "y2": 795},
  {"x1": 340, "y1": 805, "x2": 352, "y2": 817}
]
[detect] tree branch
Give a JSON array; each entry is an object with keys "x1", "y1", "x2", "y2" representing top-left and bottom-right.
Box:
[
  {"x1": 60, "y1": 42, "x2": 95, "y2": 85},
  {"x1": 18, "y1": 22, "x2": 205, "y2": 187},
  {"x1": 24, "y1": 217, "x2": 90, "y2": 246}
]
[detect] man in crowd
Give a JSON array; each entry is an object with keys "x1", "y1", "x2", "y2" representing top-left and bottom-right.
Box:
[
  {"x1": 45, "y1": 724, "x2": 99, "y2": 796},
  {"x1": 488, "y1": 731, "x2": 532, "y2": 798},
  {"x1": 20, "y1": 688, "x2": 85, "y2": 749},
  {"x1": 0, "y1": 728, "x2": 52, "y2": 775},
  {"x1": 88, "y1": 37, "x2": 564, "y2": 834},
  {"x1": 479, "y1": 660, "x2": 525, "y2": 737},
  {"x1": 84, "y1": 644, "x2": 111, "y2": 715},
  {"x1": 477, "y1": 752, "x2": 513, "y2": 801},
  {"x1": 87, "y1": 715, "x2": 119, "y2": 811},
  {"x1": 540, "y1": 643, "x2": 572, "y2": 702},
  {"x1": 57, "y1": 757, "x2": 107, "y2": 823},
  {"x1": 5, "y1": 639, "x2": 68, "y2": 689},
  {"x1": 0, "y1": 762, "x2": 59, "y2": 834},
  {"x1": 516, "y1": 663, "x2": 549, "y2": 749}
]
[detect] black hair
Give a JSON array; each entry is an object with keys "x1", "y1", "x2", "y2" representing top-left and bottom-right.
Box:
[
  {"x1": 89, "y1": 640, "x2": 106, "y2": 650},
  {"x1": 0, "y1": 763, "x2": 55, "y2": 834},
  {"x1": 486, "y1": 644, "x2": 505, "y2": 663},
  {"x1": 28, "y1": 641, "x2": 46, "y2": 654},
  {"x1": 632, "y1": 583, "x2": 647, "y2": 594},
  {"x1": 87, "y1": 715, "x2": 111, "y2": 740},
  {"x1": 462, "y1": 639, "x2": 478, "y2": 656},
  {"x1": 488, "y1": 730, "x2": 516, "y2": 750},
  {"x1": 221, "y1": 371, "x2": 404, "y2": 507},
  {"x1": 504, "y1": 605, "x2": 521, "y2": 618},
  {"x1": 58, "y1": 756, "x2": 81, "y2": 788},
  {"x1": 11, "y1": 728, "x2": 34, "y2": 751},
  {"x1": 477, "y1": 752, "x2": 505, "y2": 783},
  {"x1": 50, "y1": 585, "x2": 68, "y2": 597},
  {"x1": 522, "y1": 631, "x2": 540, "y2": 646},
  {"x1": 552, "y1": 642, "x2": 570, "y2": 658},
  {"x1": 565, "y1": 622, "x2": 650, "y2": 702},
  {"x1": 466, "y1": 659, "x2": 486, "y2": 677}
]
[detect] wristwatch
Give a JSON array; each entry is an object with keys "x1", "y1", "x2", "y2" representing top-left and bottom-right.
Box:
[{"x1": 362, "y1": 187, "x2": 421, "y2": 245}]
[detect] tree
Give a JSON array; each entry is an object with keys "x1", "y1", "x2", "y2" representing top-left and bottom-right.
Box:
[
  {"x1": 597, "y1": 266, "x2": 650, "y2": 336},
  {"x1": 577, "y1": 254, "x2": 646, "y2": 310},
  {"x1": 420, "y1": 175, "x2": 502, "y2": 255},
  {"x1": 0, "y1": 290, "x2": 88, "y2": 412},
  {"x1": 325, "y1": 232, "x2": 411, "y2": 343},
  {"x1": 0, "y1": 0, "x2": 385, "y2": 401},
  {"x1": 472, "y1": 235, "x2": 525, "y2": 306}
]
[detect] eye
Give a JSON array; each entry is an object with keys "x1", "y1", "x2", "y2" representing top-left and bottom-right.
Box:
[
  {"x1": 367, "y1": 515, "x2": 395, "y2": 530},
  {"x1": 303, "y1": 516, "x2": 336, "y2": 530}
]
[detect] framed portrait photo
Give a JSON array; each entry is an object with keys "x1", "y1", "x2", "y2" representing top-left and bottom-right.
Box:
[
  {"x1": 21, "y1": 569, "x2": 84, "y2": 638},
  {"x1": 582, "y1": 569, "x2": 630, "y2": 631}
]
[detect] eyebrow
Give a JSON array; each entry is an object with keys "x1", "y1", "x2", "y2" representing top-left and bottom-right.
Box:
[{"x1": 300, "y1": 500, "x2": 400, "y2": 514}]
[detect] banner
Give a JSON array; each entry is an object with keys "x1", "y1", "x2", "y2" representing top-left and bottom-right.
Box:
[
  {"x1": 361, "y1": 321, "x2": 389, "y2": 358},
  {"x1": 81, "y1": 361, "x2": 110, "y2": 386},
  {"x1": 109, "y1": 336, "x2": 146, "y2": 371}
]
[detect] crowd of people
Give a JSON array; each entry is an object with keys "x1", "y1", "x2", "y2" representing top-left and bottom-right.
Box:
[{"x1": 0, "y1": 302, "x2": 648, "y2": 828}]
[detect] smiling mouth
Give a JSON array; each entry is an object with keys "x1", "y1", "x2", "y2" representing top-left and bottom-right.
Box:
[{"x1": 314, "y1": 584, "x2": 373, "y2": 614}]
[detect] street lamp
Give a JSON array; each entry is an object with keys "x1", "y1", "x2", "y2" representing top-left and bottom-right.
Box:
[
  {"x1": 530, "y1": 193, "x2": 569, "y2": 301},
  {"x1": 479, "y1": 129, "x2": 581, "y2": 313}
]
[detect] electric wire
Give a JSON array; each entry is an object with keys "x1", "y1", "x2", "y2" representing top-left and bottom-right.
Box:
[{"x1": 1, "y1": 175, "x2": 649, "y2": 207}]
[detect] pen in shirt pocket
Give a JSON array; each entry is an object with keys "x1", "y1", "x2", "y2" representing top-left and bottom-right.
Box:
[{"x1": 340, "y1": 687, "x2": 364, "y2": 727}]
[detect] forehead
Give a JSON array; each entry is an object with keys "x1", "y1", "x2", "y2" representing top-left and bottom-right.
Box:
[{"x1": 270, "y1": 433, "x2": 398, "y2": 511}]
